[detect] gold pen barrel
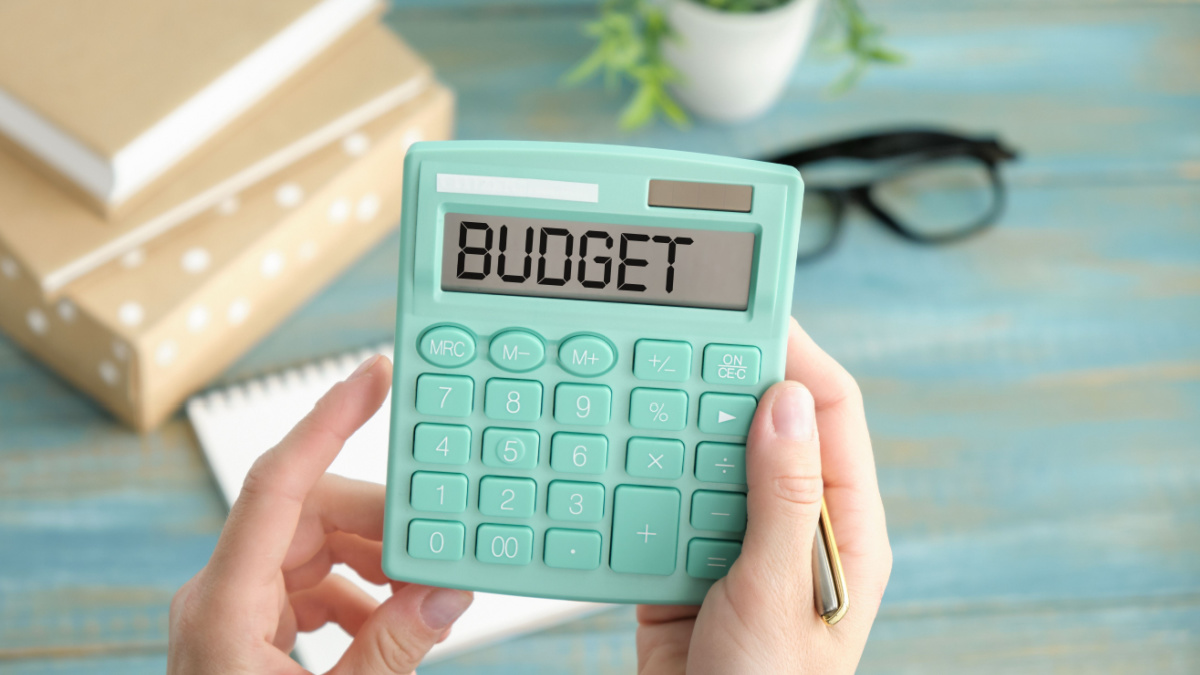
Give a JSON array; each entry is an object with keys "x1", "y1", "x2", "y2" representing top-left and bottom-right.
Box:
[{"x1": 814, "y1": 498, "x2": 849, "y2": 625}]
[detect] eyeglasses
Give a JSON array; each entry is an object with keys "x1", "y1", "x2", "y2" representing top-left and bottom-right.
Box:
[{"x1": 765, "y1": 129, "x2": 1020, "y2": 261}]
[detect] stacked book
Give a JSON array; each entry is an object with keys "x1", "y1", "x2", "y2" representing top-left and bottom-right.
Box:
[{"x1": 0, "y1": 0, "x2": 454, "y2": 429}]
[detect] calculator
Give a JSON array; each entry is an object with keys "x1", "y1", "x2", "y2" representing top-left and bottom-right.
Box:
[{"x1": 382, "y1": 140, "x2": 811, "y2": 606}]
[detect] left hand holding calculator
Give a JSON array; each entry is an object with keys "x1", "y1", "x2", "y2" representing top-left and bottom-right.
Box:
[{"x1": 382, "y1": 141, "x2": 847, "y2": 623}]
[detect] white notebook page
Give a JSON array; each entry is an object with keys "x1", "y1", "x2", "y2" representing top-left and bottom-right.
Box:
[{"x1": 186, "y1": 345, "x2": 607, "y2": 671}]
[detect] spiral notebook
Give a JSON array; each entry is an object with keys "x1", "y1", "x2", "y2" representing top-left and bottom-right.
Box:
[{"x1": 186, "y1": 345, "x2": 607, "y2": 671}]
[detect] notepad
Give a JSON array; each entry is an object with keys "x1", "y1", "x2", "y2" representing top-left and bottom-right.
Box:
[{"x1": 187, "y1": 345, "x2": 607, "y2": 671}]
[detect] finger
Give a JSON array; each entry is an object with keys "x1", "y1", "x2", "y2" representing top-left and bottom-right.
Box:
[
  {"x1": 283, "y1": 475, "x2": 388, "y2": 575},
  {"x1": 284, "y1": 532, "x2": 388, "y2": 592},
  {"x1": 331, "y1": 585, "x2": 472, "y2": 674},
  {"x1": 636, "y1": 604, "x2": 699, "y2": 626},
  {"x1": 274, "y1": 601, "x2": 298, "y2": 653},
  {"x1": 730, "y1": 382, "x2": 823, "y2": 607},
  {"x1": 291, "y1": 574, "x2": 379, "y2": 637},
  {"x1": 785, "y1": 319, "x2": 891, "y2": 598},
  {"x1": 207, "y1": 355, "x2": 392, "y2": 592}
]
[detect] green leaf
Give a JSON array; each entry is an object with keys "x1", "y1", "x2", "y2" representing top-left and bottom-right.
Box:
[
  {"x1": 656, "y1": 88, "x2": 690, "y2": 128},
  {"x1": 619, "y1": 84, "x2": 657, "y2": 130},
  {"x1": 562, "y1": 48, "x2": 608, "y2": 86}
]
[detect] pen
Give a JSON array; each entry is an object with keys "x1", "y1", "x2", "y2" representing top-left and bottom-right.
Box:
[{"x1": 813, "y1": 498, "x2": 849, "y2": 625}]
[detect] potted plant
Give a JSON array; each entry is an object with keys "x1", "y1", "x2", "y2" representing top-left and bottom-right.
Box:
[{"x1": 566, "y1": 0, "x2": 903, "y2": 128}]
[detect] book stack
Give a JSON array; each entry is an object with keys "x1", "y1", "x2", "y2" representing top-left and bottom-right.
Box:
[{"x1": 0, "y1": 0, "x2": 454, "y2": 429}]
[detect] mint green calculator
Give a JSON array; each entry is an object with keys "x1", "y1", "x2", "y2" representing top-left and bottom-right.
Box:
[{"x1": 382, "y1": 140, "x2": 818, "y2": 607}]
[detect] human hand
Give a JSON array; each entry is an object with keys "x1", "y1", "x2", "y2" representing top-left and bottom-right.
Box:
[
  {"x1": 168, "y1": 355, "x2": 473, "y2": 674},
  {"x1": 637, "y1": 319, "x2": 892, "y2": 674}
]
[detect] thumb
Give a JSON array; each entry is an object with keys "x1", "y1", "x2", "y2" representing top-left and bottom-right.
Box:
[
  {"x1": 730, "y1": 382, "x2": 823, "y2": 599},
  {"x1": 330, "y1": 584, "x2": 472, "y2": 674}
]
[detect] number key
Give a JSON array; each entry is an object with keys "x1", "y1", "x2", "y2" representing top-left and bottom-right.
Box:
[
  {"x1": 415, "y1": 374, "x2": 473, "y2": 417},
  {"x1": 410, "y1": 471, "x2": 468, "y2": 513},
  {"x1": 547, "y1": 480, "x2": 605, "y2": 523},
  {"x1": 476, "y1": 524, "x2": 534, "y2": 565},
  {"x1": 412, "y1": 423, "x2": 471, "y2": 464},
  {"x1": 554, "y1": 383, "x2": 612, "y2": 426},
  {"x1": 479, "y1": 476, "x2": 537, "y2": 518},
  {"x1": 482, "y1": 428, "x2": 540, "y2": 470},
  {"x1": 408, "y1": 519, "x2": 465, "y2": 561},
  {"x1": 550, "y1": 433, "x2": 608, "y2": 474},
  {"x1": 484, "y1": 378, "x2": 543, "y2": 422}
]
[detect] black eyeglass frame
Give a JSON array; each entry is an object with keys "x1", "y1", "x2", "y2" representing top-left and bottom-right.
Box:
[{"x1": 767, "y1": 129, "x2": 1020, "y2": 261}]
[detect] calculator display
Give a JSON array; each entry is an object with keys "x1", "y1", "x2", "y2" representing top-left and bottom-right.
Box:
[{"x1": 440, "y1": 213, "x2": 755, "y2": 310}]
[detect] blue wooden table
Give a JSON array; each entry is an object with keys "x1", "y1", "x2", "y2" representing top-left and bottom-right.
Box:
[{"x1": 2, "y1": 1, "x2": 1198, "y2": 672}]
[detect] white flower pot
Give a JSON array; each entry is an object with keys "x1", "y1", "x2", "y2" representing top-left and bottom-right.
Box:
[{"x1": 662, "y1": 0, "x2": 821, "y2": 123}]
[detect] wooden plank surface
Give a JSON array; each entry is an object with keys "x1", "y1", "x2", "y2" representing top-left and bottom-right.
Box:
[{"x1": 2, "y1": 0, "x2": 1198, "y2": 672}]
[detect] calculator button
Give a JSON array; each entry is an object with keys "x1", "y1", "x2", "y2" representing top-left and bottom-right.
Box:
[
  {"x1": 698, "y1": 392, "x2": 757, "y2": 437},
  {"x1": 478, "y1": 476, "x2": 537, "y2": 518},
  {"x1": 610, "y1": 485, "x2": 680, "y2": 576},
  {"x1": 489, "y1": 330, "x2": 546, "y2": 372},
  {"x1": 417, "y1": 325, "x2": 476, "y2": 368},
  {"x1": 410, "y1": 471, "x2": 469, "y2": 514},
  {"x1": 690, "y1": 491, "x2": 747, "y2": 533},
  {"x1": 482, "y1": 428, "x2": 540, "y2": 470},
  {"x1": 633, "y1": 339, "x2": 692, "y2": 382},
  {"x1": 484, "y1": 378, "x2": 543, "y2": 422},
  {"x1": 695, "y1": 442, "x2": 747, "y2": 484},
  {"x1": 547, "y1": 480, "x2": 605, "y2": 523},
  {"x1": 544, "y1": 529, "x2": 602, "y2": 570},
  {"x1": 554, "y1": 383, "x2": 612, "y2": 426},
  {"x1": 412, "y1": 423, "x2": 471, "y2": 464},
  {"x1": 415, "y1": 374, "x2": 474, "y2": 417},
  {"x1": 476, "y1": 524, "x2": 534, "y2": 565},
  {"x1": 408, "y1": 519, "x2": 466, "y2": 561},
  {"x1": 686, "y1": 538, "x2": 742, "y2": 579},
  {"x1": 629, "y1": 388, "x2": 688, "y2": 431},
  {"x1": 558, "y1": 334, "x2": 616, "y2": 377},
  {"x1": 702, "y1": 344, "x2": 761, "y2": 385},
  {"x1": 550, "y1": 433, "x2": 608, "y2": 474},
  {"x1": 625, "y1": 437, "x2": 685, "y2": 480}
]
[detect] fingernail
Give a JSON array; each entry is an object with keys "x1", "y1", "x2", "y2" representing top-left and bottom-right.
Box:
[
  {"x1": 421, "y1": 589, "x2": 472, "y2": 630},
  {"x1": 773, "y1": 385, "x2": 815, "y2": 441},
  {"x1": 347, "y1": 354, "x2": 381, "y2": 381}
]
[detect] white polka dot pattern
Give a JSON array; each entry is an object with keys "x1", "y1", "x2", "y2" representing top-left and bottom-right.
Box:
[
  {"x1": 98, "y1": 361, "x2": 119, "y2": 386},
  {"x1": 187, "y1": 306, "x2": 210, "y2": 333},
  {"x1": 327, "y1": 199, "x2": 350, "y2": 225},
  {"x1": 1, "y1": 256, "x2": 17, "y2": 279},
  {"x1": 26, "y1": 308, "x2": 48, "y2": 335},
  {"x1": 57, "y1": 300, "x2": 77, "y2": 322},
  {"x1": 112, "y1": 340, "x2": 129, "y2": 362},
  {"x1": 275, "y1": 183, "x2": 304, "y2": 208},
  {"x1": 155, "y1": 341, "x2": 178, "y2": 366},
  {"x1": 181, "y1": 248, "x2": 211, "y2": 274},
  {"x1": 121, "y1": 249, "x2": 146, "y2": 269},
  {"x1": 260, "y1": 251, "x2": 285, "y2": 278},
  {"x1": 342, "y1": 132, "x2": 370, "y2": 157},
  {"x1": 118, "y1": 302, "x2": 144, "y2": 327},
  {"x1": 356, "y1": 194, "x2": 381, "y2": 222},
  {"x1": 228, "y1": 299, "x2": 251, "y2": 325},
  {"x1": 217, "y1": 195, "x2": 240, "y2": 215}
]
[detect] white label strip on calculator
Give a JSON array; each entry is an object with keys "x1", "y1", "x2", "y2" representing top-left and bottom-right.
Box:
[{"x1": 436, "y1": 173, "x2": 599, "y2": 203}]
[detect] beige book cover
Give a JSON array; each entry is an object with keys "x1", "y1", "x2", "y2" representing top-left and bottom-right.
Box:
[
  {"x1": 0, "y1": 0, "x2": 378, "y2": 210},
  {"x1": 0, "y1": 22, "x2": 431, "y2": 296},
  {"x1": 0, "y1": 85, "x2": 454, "y2": 429}
]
